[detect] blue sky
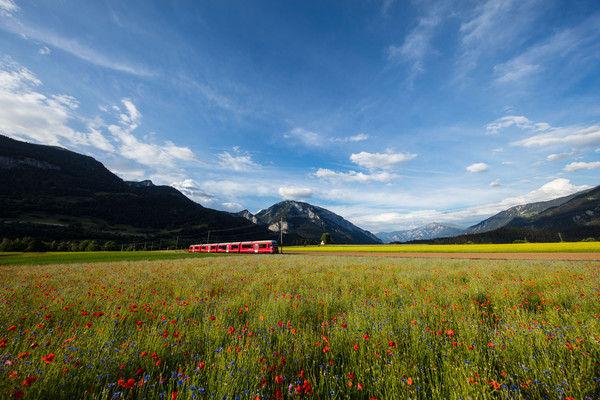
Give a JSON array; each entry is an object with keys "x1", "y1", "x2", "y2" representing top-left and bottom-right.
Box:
[{"x1": 1, "y1": 0, "x2": 599, "y2": 233}]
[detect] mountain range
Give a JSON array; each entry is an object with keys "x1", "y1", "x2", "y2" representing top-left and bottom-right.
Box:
[
  {"x1": 374, "y1": 187, "x2": 599, "y2": 243},
  {"x1": 1, "y1": 135, "x2": 598, "y2": 245},
  {"x1": 0, "y1": 135, "x2": 273, "y2": 247},
  {"x1": 376, "y1": 223, "x2": 465, "y2": 243},
  {"x1": 236, "y1": 201, "x2": 381, "y2": 244}
]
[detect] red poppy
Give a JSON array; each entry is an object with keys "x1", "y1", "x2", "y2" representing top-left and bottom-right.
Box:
[
  {"x1": 42, "y1": 353, "x2": 55, "y2": 363},
  {"x1": 22, "y1": 376, "x2": 36, "y2": 386}
]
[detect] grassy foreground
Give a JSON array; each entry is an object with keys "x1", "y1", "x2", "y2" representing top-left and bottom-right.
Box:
[
  {"x1": 0, "y1": 251, "x2": 218, "y2": 267},
  {"x1": 286, "y1": 242, "x2": 600, "y2": 253},
  {"x1": 1, "y1": 255, "x2": 599, "y2": 399}
]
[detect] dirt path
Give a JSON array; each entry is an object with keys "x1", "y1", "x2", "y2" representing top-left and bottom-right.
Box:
[{"x1": 283, "y1": 251, "x2": 600, "y2": 260}]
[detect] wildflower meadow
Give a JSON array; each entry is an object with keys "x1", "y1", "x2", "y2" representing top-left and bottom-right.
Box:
[{"x1": 1, "y1": 255, "x2": 598, "y2": 399}]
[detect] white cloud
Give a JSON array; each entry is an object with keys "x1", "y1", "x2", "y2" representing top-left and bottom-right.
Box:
[
  {"x1": 106, "y1": 99, "x2": 198, "y2": 168},
  {"x1": 466, "y1": 162, "x2": 488, "y2": 173},
  {"x1": 315, "y1": 168, "x2": 400, "y2": 183},
  {"x1": 218, "y1": 150, "x2": 257, "y2": 171},
  {"x1": 0, "y1": 57, "x2": 94, "y2": 147},
  {"x1": 351, "y1": 178, "x2": 589, "y2": 232},
  {"x1": 278, "y1": 186, "x2": 313, "y2": 200},
  {"x1": 350, "y1": 151, "x2": 416, "y2": 170},
  {"x1": 500, "y1": 178, "x2": 589, "y2": 206},
  {"x1": 489, "y1": 179, "x2": 501, "y2": 187},
  {"x1": 564, "y1": 161, "x2": 600, "y2": 172},
  {"x1": 39, "y1": 46, "x2": 51, "y2": 55}
]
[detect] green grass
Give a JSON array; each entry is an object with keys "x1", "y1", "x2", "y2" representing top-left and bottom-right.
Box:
[
  {"x1": 1, "y1": 255, "x2": 598, "y2": 399},
  {"x1": 0, "y1": 251, "x2": 226, "y2": 266},
  {"x1": 286, "y1": 241, "x2": 600, "y2": 253}
]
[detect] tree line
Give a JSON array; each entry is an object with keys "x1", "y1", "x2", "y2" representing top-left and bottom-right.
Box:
[{"x1": 0, "y1": 237, "x2": 180, "y2": 252}]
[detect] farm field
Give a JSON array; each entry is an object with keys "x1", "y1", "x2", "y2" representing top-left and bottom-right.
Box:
[
  {"x1": 1, "y1": 255, "x2": 599, "y2": 399},
  {"x1": 285, "y1": 242, "x2": 600, "y2": 254}
]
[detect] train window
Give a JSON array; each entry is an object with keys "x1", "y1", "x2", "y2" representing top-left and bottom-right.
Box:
[
  {"x1": 259, "y1": 244, "x2": 267, "y2": 249},
  {"x1": 231, "y1": 245, "x2": 239, "y2": 249}
]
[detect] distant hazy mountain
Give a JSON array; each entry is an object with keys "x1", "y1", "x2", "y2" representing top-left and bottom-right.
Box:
[
  {"x1": 464, "y1": 189, "x2": 591, "y2": 234},
  {"x1": 376, "y1": 223, "x2": 465, "y2": 243},
  {"x1": 238, "y1": 200, "x2": 382, "y2": 244}
]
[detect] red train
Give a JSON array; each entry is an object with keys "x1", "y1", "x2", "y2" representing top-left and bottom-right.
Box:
[{"x1": 188, "y1": 240, "x2": 279, "y2": 254}]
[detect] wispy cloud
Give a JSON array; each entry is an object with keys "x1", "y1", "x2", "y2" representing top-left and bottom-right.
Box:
[
  {"x1": 486, "y1": 115, "x2": 550, "y2": 135},
  {"x1": 547, "y1": 150, "x2": 578, "y2": 162},
  {"x1": 218, "y1": 148, "x2": 258, "y2": 171},
  {"x1": 350, "y1": 150, "x2": 417, "y2": 170},
  {"x1": 0, "y1": 0, "x2": 18, "y2": 16},
  {"x1": 512, "y1": 125, "x2": 600, "y2": 149},
  {"x1": 315, "y1": 168, "x2": 399, "y2": 184},
  {"x1": 285, "y1": 128, "x2": 370, "y2": 148},
  {"x1": 0, "y1": 13, "x2": 155, "y2": 77},
  {"x1": 493, "y1": 13, "x2": 600, "y2": 84},
  {"x1": 285, "y1": 127, "x2": 321, "y2": 147},
  {"x1": 386, "y1": 4, "x2": 445, "y2": 83},
  {"x1": 457, "y1": 0, "x2": 537, "y2": 77}
]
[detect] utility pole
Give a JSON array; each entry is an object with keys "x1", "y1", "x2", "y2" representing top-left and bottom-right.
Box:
[
  {"x1": 280, "y1": 217, "x2": 283, "y2": 254},
  {"x1": 207, "y1": 230, "x2": 210, "y2": 244}
]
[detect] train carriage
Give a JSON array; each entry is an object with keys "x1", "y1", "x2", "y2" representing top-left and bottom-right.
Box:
[{"x1": 188, "y1": 240, "x2": 278, "y2": 254}]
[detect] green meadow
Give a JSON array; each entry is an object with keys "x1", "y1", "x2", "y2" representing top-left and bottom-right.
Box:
[{"x1": 1, "y1": 255, "x2": 598, "y2": 399}]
